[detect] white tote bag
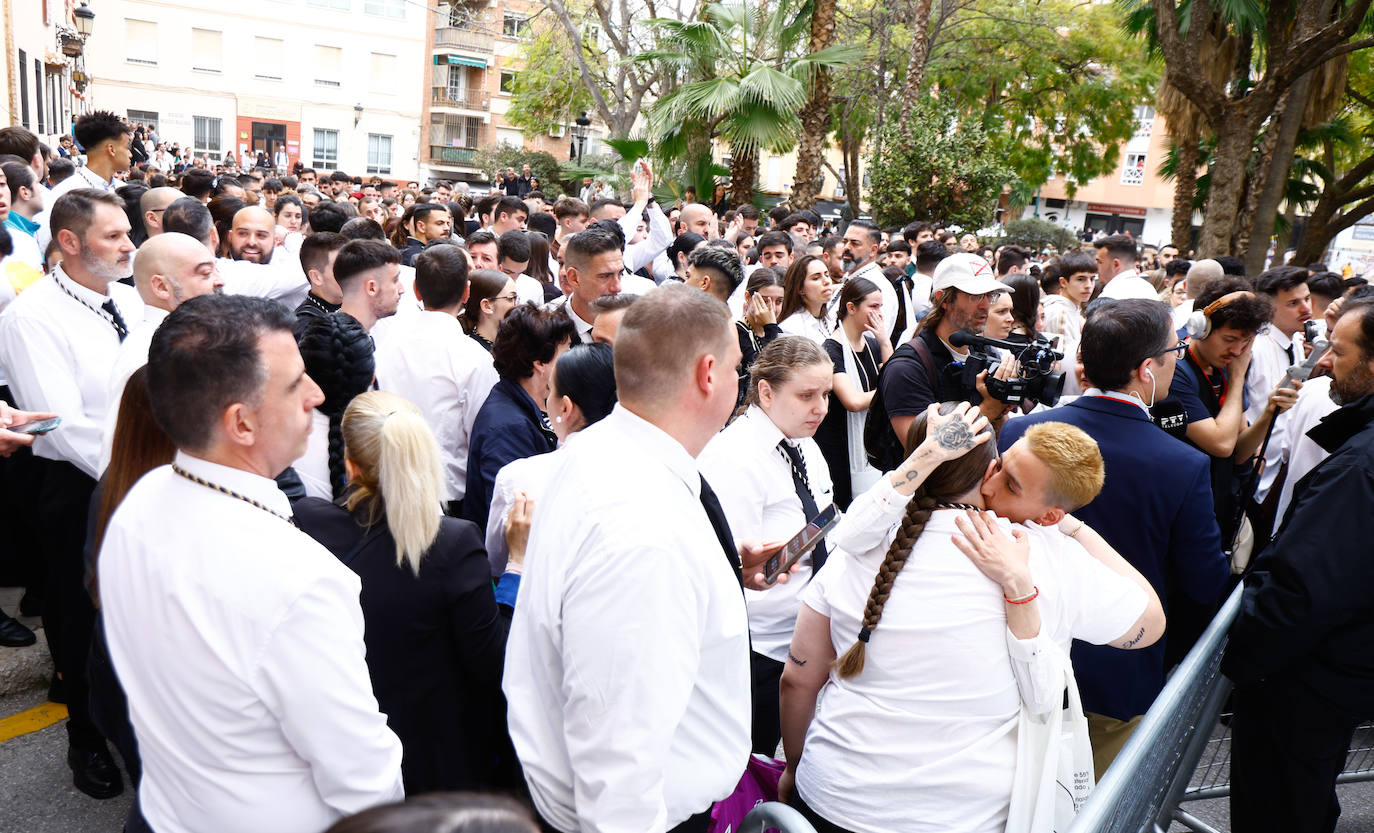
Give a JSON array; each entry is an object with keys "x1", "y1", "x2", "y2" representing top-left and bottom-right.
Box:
[{"x1": 1004, "y1": 644, "x2": 1095, "y2": 833}]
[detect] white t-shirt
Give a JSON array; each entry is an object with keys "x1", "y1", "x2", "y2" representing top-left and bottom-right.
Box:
[
  {"x1": 1098, "y1": 270, "x2": 1159, "y2": 301},
  {"x1": 795, "y1": 497, "x2": 1144, "y2": 832}
]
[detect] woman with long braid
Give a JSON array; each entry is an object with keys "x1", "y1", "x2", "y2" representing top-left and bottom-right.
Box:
[
  {"x1": 778, "y1": 403, "x2": 1161, "y2": 833},
  {"x1": 293, "y1": 312, "x2": 376, "y2": 499}
]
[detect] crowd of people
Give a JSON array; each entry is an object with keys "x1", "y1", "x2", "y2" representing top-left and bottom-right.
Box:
[{"x1": 0, "y1": 109, "x2": 1371, "y2": 833}]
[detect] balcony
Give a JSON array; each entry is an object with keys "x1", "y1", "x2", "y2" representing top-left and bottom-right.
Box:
[
  {"x1": 431, "y1": 86, "x2": 490, "y2": 111},
  {"x1": 429, "y1": 145, "x2": 481, "y2": 167},
  {"x1": 434, "y1": 27, "x2": 493, "y2": 54}
]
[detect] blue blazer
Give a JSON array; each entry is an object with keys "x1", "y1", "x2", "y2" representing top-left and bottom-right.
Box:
[
  {"x1": 463, "y1": 377, "x2": 557, "y2": 532},
  {"x1": 1000, "y1": 395, "x2": 1230, "y2": 720}
]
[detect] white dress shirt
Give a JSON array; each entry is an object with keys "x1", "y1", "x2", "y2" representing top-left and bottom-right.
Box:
[
  {"x1": 503, "y1": 405, "x2": 751, "y2": 833},
  {"x1": 294, "y1": 409, "x2": 334, "y2": 500},
  {"x1": 1268, "y1": 375, "x2": 1339, "y2": 532},
  {"x1": 36, "y1": 165, "x2": 118, "y2": 252},
  {"x1": 619, "y1": 201, "x2": 674, "y2": 273},
  {"x1": 0, "y1": 266, "x2": 144, "y2": 477},
  {"x1": 697, "y1": 405, "x2": 834, "y2": 661},
  {"x1": 1097, "y1": 269, "x2": 1159, "y2": 301},
  {"x1": 797, "y1": 476, "x2": 1144, "y2": 832},
  {"x1": 218, "y1": 257, "x2": 310, "y2": 309},
  {"x1": 1244, "y1": 325, "x2": 1300, "y2": 424},
  {"x1": 99, "y1": 452, "x2": 403, "y2": 833},
  {"x1": 779, "y1": 309, "x2": 834, "y2": 345},
  {"x1": 373, "y1": 309, "x2": 498, "y2": 502},
  {"x1": 1173, "y1": 298, "x2": 1196, "y2": 330},
  {"x1": 99, "y1": 305, "x2": 169, "y2": 473},
  {"x1": 485, "y1": 445, "x2": 561, "y2": 576},
  {"x1": 514, "y1": 273, "x2": 545, "y2": 305}
]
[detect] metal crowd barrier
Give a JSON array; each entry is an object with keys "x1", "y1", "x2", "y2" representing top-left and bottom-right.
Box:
[{"x1": 738, "y1": 801, "x2": 818, "y2": 833}]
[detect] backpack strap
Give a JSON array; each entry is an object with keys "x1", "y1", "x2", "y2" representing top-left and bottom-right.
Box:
[{"x1": 910, "y1": 333, "x2": 941, "y2": 394}]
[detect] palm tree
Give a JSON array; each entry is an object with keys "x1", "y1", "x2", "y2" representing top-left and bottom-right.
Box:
[
  {"x1": 638, "y1": 0, "x2": 856, "y2": 206},
  {"x1": 791, "y1": 0, "x2": 838, "y2": 210}
]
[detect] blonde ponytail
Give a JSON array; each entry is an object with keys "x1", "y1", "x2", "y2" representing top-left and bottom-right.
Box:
[{"x1": 342, "y1": 391, "x2": 445, "y2": 574}]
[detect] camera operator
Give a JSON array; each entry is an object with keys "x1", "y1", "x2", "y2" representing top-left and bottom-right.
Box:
[
  {"x1": 865, "y1": 253, "x2": 1015, "y2": 471},
  {"x1": 1000, "y1": 299, "x2": 1229, "y2": 774}
]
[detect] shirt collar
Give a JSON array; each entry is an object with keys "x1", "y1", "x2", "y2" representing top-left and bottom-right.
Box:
[
  {"x1": 142, "y1": 306, "x2": 169, "y2": 327},
  {"x1": 742, "y1": 404, "x2": 788, "y2": 448},
  {"x1": 607, "y1": 404, "x2": 702, "y2": 498},
  {"x1": 52, "y1": 263, "x2": 110, "y2": 304},
  {"x1": 1263, "y1": 325, "x2": 1293, "y2": 349},
  {"x1": 5, "y1": 213, "x2": 38, "y2": 234},
  {"x1": 1083, "y1": 387, "x2": 1152, "y2": 417},
  {"x1": 75, "y1": 165, "x2": 114, "y2": 192},
  {"x1": 172, "y1": 450, "x2": 293, "y2": 517}
]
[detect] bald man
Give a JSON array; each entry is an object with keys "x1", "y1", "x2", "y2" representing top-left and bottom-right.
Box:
[
  {"x1": 1173, "y1": 258, "x2": 1225, "y2": 330},
  {"x1": 140, "y1": 186, "x2": 185, "y2": 238},
  {"x1": 679, "y1": 203, "x2": 717, "y2": 239},
  {"x1": 100, "y1": 233, "x2": 223, "y2": 472},
  {"x1": 218, "y1": 205, "x2": 310, "y2": 306}
]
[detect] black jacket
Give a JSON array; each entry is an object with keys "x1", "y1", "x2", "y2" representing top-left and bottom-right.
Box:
[
  {"x1": 293, "y1": 498, "x2": 512, "y2": 793},
  {"x1": 1223, "y1": 392, "x2": 1374, "y2": 718}
]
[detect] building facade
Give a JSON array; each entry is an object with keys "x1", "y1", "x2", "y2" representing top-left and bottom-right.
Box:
[
  {"x1": 84, "y1": 0, "x2": 427, "y2": 180},
  {"x1": 4, "y1": 0, "x2": 89, "y2": 149}
]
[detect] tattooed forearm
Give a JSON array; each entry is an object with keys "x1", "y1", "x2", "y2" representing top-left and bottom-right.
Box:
[
  {"x1": 1119, "y1": 626, "x2": 1147, "y2": 649},
  {"x1": 787, "y1": 651, "x2": 807, "y2": 667}
]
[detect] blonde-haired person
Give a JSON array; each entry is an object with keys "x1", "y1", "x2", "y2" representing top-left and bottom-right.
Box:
[
  {"x1": 294, "y1": 391, "x2": 516, "y2": 796},
  {"x1": 778, "y1": 405, "x2": 1164, "y2": 833},
  {"x1": 698, "y1": 335, "x2": 836, "y2": 755}
]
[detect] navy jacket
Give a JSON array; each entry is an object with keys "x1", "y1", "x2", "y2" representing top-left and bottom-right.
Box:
[
  {"x1": 1001, "y1": 395, "x2": 1230, "y2": 720},
  {"x1": 462, "y1": 377, "x2": 556, "y2": 532},
  {"x1": 1223, "y1": 393, "x2": 1374, "y2": 718}
]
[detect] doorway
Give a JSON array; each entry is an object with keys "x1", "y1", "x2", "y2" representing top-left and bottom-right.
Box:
[{"x1": 251, "y1": 121, "x2": 287, "y2": 163}]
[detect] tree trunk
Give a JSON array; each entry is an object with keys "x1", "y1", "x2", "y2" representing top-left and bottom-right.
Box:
[
  {"x1": 1274, "y1": 201, "x2": 1298, "y2": 260},
  {"x1": 729, "y1": 146, "x2": 759, "y2": 207},
  {"x1": 1243, "y1": 75, "x2": 1314, "y2": 275},
  {"x1": 1232, "y1": 89, "x2": 1291, "y2": 262},
  {"x1": 1196, "y1": 112, "x2": 1264, "y2": 257},
  {"x1": 843, "y1": 122, "x2": 861, "y2": 218},
  {"x1": 1172, "y1": 136, "x2": 1200, "y2": 253},
  {"x1": 897, "y1": 0, "x2": 934, "y2": 123},
  {"x1": 1292, "y1": 198, "x2": 1336, "y2": 266},
  {"x1": 791, "y1": 0, "x2": 836, "y2": 210}
]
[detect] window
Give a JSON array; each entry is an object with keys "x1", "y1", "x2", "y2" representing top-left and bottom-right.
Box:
[
  {"x1": 499, "y1": 71, "x2": 516, "y2": 93},
  {"x1": 308, "y1": 0, "x2": 349, "y2": 7},
  {"x1": 834, "y1": 168, "x2": 846, "y2": 198},
  {"x1": 370, "y1": 53, "x2": 396, "y2": 94},
  {"x1": 503, "y1": 13, "x2": 526, "y2": 37},
  {"x1": 364, "y1": 0, "x2": 405, "y2": 17},
  {"x1": 1122, "y1": 152, "x2": 1147, "y2": 186},
  {"x1": 314, "y1": 45, "x2": 342, "y2": 86},
  {"x1": 367, "y1": 133, "x2": 392, "y2": 174},
  {"x1": 35, "y1": 61, "x2": 45, "y2": 134},
  {"x1": 430, "y1": 113, "x2": 483, "y2": 149},
  {"x1": 254, "y1": 37, "x2": 285, "y2": 80},
  {"x1": 17, "y1": 50, "x2": 28, "y2": 129},
  {"x1": 128, "y1": 110, "x2": 160, "y2": 134},
  {"x1": 1133, "y1": 105, "x2": 1156, "y2": 138},
  {"x1": 313, "y1": 128, "x2": 339, "y2": 170},
  {"x1": 125, "y1": 19, "x2": 158, "y2": 65},
  {"x1": 193, "y1": 116, "x2": 222, "y2": 155},
  {"x1": 192, "y1": 29, "x2": 223, "y2": 72}
]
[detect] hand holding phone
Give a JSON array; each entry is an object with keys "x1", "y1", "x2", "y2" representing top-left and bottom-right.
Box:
[
  {"x1": 763, "y1": 504, "x2": 841, "y2": 585},
  {"x1": 9, "y1": 417, "x2": 61, "y2": 435}
]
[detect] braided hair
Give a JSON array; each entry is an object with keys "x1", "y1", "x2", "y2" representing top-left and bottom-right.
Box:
[
  {"x1": 835, "y1": 403, "x2": 999, "y2": 679},
  {"x1": 298, "y1": 312, "x2": 376, "y2": 498}
]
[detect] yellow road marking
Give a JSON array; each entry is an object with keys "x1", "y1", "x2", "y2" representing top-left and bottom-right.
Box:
[{"x1": 0, "y1": 701, "x2": 68, "y2": 743}]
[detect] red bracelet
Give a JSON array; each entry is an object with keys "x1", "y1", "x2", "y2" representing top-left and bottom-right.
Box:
[{"x1": 1004, "y1": 586, "x2": 1039, "y2": 605}]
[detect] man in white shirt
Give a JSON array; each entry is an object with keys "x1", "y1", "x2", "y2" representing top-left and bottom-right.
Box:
[
  {"x1": 562, "y1": 227, "x2": 624, "y2": 343},
  {"x1": 1245, "y1": 266, "x2": 1313, "y2": 424},
  {"x1": 1094, "y1": 234, "x2": 1159, "y2": 301},
  {"x1": 99, "y1": 293, "x2": 403, "y2": 833},
  {"x1": 37, "y1": 111, "x2": 131, "y2": 252},
  {"x1": 615, "y1": 162, "x2": 674, "y2": 275},
  {"x1": 504, "y1": 284, "x2": 752, "y2": 833},
  {"x1": 0, "y1": 188, "x2": 144, "y2": 799},
  {"x1": 374, "y1": 244, "x2": 497, "y2": 515},
  {"x1": 100, "y1": 232, "x2": 223, "y2": 472},
  {"x1": 219, "y1": 206, "x2": 309, "y2": 307},
  {"x1": 840, "y1": 220, "x2": 898, "y2": 338}
]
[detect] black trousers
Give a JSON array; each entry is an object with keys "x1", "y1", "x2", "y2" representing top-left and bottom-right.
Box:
[
  {"x1": 750, "y1": 651, "x2": 785, "y2": 755},
  {"x1": 536, "y1": 807, "x2": 711, "y2": 833},
  {"x1": 792, "y1": 791, "x2": 862, "y2": 833},
  {"x1": 1230, "y1": 679, "x2": 1359, "y2": 833},
  {"x1": 35, "y1": 457, "x2": 105, "y2": 751},
  {"x1": 0, "y1": 386, "x2": 44, "y2": 596}
]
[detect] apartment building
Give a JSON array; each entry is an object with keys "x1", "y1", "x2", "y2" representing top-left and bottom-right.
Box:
[
  {"x1": 3, "y1": 0, "x2": 90, "y2": 148},
  {"x1": 83, "y1": 0, "x2": 427, "y2": 180}
]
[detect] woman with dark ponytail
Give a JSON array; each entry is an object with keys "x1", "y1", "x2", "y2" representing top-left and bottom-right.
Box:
[
  {"x1": 294, "y1": 312, "x2": 376, "y2": 499},
  {"x1": 777, "y1": 403, "x2": 1161, "y2": 833}
]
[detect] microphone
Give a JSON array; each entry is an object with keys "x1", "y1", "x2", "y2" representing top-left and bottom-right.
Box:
[{"x1": 948, "y1": 330, "x2": 1027, "y2": 352}]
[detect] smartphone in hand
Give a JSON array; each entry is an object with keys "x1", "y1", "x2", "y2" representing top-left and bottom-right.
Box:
[
  {"x1": 8, "y1": 416, "x2": 61, "y2": 435},
  {"x1": 764, "y1": 504, "x2": 840, "y2": 585}
]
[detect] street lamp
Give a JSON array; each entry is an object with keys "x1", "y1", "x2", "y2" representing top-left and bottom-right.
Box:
[
  {"x1": 574, "y1": 111, "x2": 591, "y2": 165},
  {"x1": 73, "y1": 2, "x2": 95, "y2": 38},
  {"x1": 354, "y1": 103, "x2": 364, "y2": 127}
]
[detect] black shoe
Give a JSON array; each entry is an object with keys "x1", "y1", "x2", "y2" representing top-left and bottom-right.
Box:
[
  {"x1": 68, "y1": 746, "x2": 124, "y2": 800},
  {"x1": 0, "y1": 614, "x2": 35, "y2": 647}
]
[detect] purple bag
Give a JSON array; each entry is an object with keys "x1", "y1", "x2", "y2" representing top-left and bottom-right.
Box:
[{"x1": 708, "y1": 754, "x2": 786, "y2": 833}]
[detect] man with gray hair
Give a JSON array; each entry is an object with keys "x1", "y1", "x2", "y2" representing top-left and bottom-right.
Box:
[
  {"x1": 99, "y1": 294, "x2": 403, "y2": 833},
  {"x1": 505, "y1": 283, "x2": 786, "y2": 833}
]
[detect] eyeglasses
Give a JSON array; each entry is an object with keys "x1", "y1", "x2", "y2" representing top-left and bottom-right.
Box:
[
  {"x1": 1154, "y1": 339, "x2": 1188, "y2": 359},
  {"x1": 493, "y1": 293, "x2": 519, "y2": 304}
]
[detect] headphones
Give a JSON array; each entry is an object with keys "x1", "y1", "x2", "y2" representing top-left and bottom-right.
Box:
[{"x1": 1185, "y1": 290, "x2": 1254, "y2": 340}]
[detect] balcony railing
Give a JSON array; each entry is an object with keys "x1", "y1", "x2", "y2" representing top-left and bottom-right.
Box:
[
  {"x1": 429, "y1": 145, "x2": 481, "y2": 166},
  {"x1": 434, "y1": 27, "x2": 494, "y2": 53},
  {"x1": 431, "y1": 87, "x2": 490, "y2": 110}
]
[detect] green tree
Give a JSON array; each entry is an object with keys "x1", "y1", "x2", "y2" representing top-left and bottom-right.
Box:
[
  {"x1": 473, "y1": 147, "x2": 567, "y2": 197},
  {"x1": 865, "y1": 101, "x2": 1012, "y2": 229},
  {"x1": 638, "y1": 0, "x2": 857, "y2": 206},
  {"x1": 505, "y1": 23, "x2": 596, "y2": 138}
]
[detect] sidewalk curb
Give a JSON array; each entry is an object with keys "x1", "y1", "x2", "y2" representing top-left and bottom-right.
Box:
[{"x1": 0, "y1": 624, "x2": 52, "y2": 697}]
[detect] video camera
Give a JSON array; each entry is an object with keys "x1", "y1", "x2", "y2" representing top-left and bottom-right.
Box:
[{"x1": 949, "y1": 331, "x2": 1066, "y2": 408}]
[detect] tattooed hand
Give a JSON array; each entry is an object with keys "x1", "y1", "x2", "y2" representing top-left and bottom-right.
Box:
[{"x1": 915, "y1": 402, "x2": 993, "y2": 464}]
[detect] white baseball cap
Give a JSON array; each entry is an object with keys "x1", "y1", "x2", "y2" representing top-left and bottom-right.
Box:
[{"x1": 932, "y1": 252, "x2": 1010, "y2": 296}]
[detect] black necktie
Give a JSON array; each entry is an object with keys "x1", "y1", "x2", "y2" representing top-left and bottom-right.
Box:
[
  {"x1": 892, "y1": 274, "x2": 911, "y2": 340},
  {"x1": 699, "y1": 476, "x2": 743, "y2": 587},
  {"x1": 1285, "y1": 342, "x2": 1296, "y2": 364},
  {"x1": 101, "y1": 299, "x2": 128, "y2": 342},
  {"x1": 778, "y1": 441, "x2": 828, "y2": 572}
]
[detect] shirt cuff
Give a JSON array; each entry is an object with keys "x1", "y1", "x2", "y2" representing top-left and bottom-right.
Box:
[{"x1": 494, "y1": 572, "x2": 521, "y2": 608}]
